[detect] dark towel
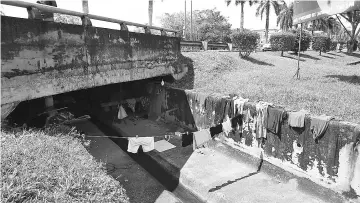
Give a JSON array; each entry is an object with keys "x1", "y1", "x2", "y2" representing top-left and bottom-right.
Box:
[
  {"x1": 310, "y1": 115, "x2": 333, "y2": 142},
  {"x1": 215, "y1": 98, "x2": 228, "y2": 124},
  {"x1": 182, "y1": 132, "x2": 193, "y2": 147},
  {"x1": 231, "y1": 114, "x2": 243, "y2": 130},
  {"x1": 266, "y1": 106, "x2": 286, "y2": 135},
  {"x1": 210, "y1": 124, "x2": 223, "y2": 137}
]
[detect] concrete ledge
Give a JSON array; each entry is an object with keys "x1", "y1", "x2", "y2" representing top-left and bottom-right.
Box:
[
  {"x1": 151, "y1": 85, "x2": 360, "y2": 200},
  {"x1": 89, "y1": 108, "x2": 351, "y2": 203}
]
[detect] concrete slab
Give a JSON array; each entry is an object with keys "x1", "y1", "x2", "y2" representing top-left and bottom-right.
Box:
[{"x1": 71, "y1": 120, "x2": 182, "y2": 203}]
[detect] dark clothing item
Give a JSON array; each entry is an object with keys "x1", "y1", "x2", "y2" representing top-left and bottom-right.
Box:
[
  {"x1": 231, "y1": 114, "x2": 243, "y2": 130},
  {"x1": 266, "y1": 106, "x2": 286, "y2": 135},
  {"x1": 227, "y1": 99, "x2": 235, "y2": 119},
  {"x1": 214, "y1": 98, "x2": 228, "y2": 124},
  {"x1": 210, "y1": 124, "x2": 223, "y2": 137},
  {"x1": 182, "y1": 132, "x2": 193, "y2": 147},
  {"x1": 310, "y1": 116, "x2": 333, "y2": 142}
]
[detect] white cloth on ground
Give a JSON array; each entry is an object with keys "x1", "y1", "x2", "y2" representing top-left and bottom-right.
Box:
[
  {"x1": 155, "y1": 140, "x2": 176, "y2": 152},
  {"x1": 117, "y1": 105, "x2": 128, "y2": 119},
  {"x1": 127, "y1": 137, "x2": 155, "y2": 153},
  {"x1": 193, "y1": 129, "x2": 211, "y2": 150}
]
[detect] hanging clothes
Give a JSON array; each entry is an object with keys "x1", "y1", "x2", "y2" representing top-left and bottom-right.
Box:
[
  {"x1": 266, "y1": 106, "x2": 287, "y2": 135},
  {"x1": 231, "y1": 114, "x2": 243, "y2": 131},
  {"x1": 193, "y1": 129, "x2": 212, "y2": 150},
  {"x1": 234, "y1": 97, "x2": 249, "y2": 115},
  {"x1": 242, "y1": 109, "x2": 253, "y2": 133},
  {"x1": 310, "y1": 115, "x2": 334, "y2": 142},
  {"x1": 127, "y1": 137, "x2": 155, "y2": 153},
  {"x1": 222, "y1": 116, "x2": 232, "y2": 136},
  {"x1": 288, "y1": 110, "x2": 306, "y2": 128},
  {"x1": 117, "y1": 105, "x2": 128, "y2": 119},
  {"x1": 214, "y1": 97, "x2": 229, "y2": 124},
  {"x1": 255, "y1": 102, "x2": 272, "y2": 139},
  {"x1": 210, "y1": 123, "x2": 223, "y2": 137}
]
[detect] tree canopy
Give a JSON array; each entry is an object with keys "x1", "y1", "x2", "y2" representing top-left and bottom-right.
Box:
[
  {"x1": 159, "y1": 8, "x2": 232, "y2": 42},
  {"x1": 277, "y1": 2, "x2": 293, "y2": 31},
  {"x1": 254, "y1": 0, "x2": 283, "y2": 43}
]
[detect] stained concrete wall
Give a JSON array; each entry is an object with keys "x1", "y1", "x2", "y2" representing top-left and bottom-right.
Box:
[
  {"x1": 1, "y1": 16, "x2": 183, "y2": 118},
  {"x1": 150, "y1": 85, "x2": 360, "y2": 198}
]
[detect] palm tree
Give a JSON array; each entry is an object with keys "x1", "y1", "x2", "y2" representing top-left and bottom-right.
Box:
[
  {"x1": 254, "y1": 0, "x2": 283, "y2": 43},
  {"x1": 309, "y1": 17, "x2": 341, "y2": 37},
  {"x1": 225, "y1": 0, "x2": 254, "y2": 30},
  {"x1": 277, "y1": 2, "x2": 293, "y2": 31}
]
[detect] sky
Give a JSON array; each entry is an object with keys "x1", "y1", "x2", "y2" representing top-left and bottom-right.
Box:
[{"x1": 1, "y1": 0, "x2": 286, "y2": 30}]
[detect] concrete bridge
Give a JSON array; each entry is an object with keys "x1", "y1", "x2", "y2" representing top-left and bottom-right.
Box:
[{"x1": 1, "y1": 0, "x2": 186, "y2": 119}]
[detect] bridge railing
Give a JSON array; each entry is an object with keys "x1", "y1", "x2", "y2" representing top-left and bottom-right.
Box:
[
  {"x1": 180, "y1": 40, "x2": 239, "y2": 52},
  {"x1": 1, "y1": 0, "x2": 179, "y2": 35}
]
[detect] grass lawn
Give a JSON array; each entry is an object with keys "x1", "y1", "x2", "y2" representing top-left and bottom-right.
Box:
[
  {"x1": 182, "y1": 50, "x2": 360, "y2": 124},
  {"x1": 1, "y1": 125, "x2": 129, "y2": 203}
]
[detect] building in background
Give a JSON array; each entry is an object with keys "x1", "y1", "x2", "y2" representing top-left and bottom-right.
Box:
[{"x1": 251, "y1": 28, "x2": 279, "y2": 44}]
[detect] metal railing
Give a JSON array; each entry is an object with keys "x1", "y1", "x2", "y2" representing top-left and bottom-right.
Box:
[
  {"x1": 180, "y1": 41, "x2": 202, "y2": 47},
  {"x1": 1, "y1": 0, "x2": 178, "y2": 34},
  {"x1": 180, "y1": 40, "x2": 238, "y2": 51}
]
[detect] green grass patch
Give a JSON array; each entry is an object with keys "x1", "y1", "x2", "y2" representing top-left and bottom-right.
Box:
[
  {"x1": 182, "y1": 50, "x2": 360, "y2": 124},
  {"x1": 1, "y1": 125, "x2": 129, "y2": 203}
]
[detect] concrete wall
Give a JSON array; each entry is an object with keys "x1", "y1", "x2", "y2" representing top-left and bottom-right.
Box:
[
  {"x1": 1, "y1": 16, "x2": 183, "y2": 118},
  {"x1": 150, "y1": 85, "x2": 360, "y2": 199}
]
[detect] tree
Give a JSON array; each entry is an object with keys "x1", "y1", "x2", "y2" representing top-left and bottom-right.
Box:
[
  {"x1": 225, "y1": 0, "x2": 254, "y2": 30},
  {"x1": 277, "y1": 2, "x2": 293, "y2": 31},
  {"x1": 196, "y1": 9, "x2": 232, "y2": 42},
  {"x1": 160, "y1": 11, "x2": 195, "y2": 39},
  {"x1": 291, "y1": 28, "x2": 312, "y2": 53},
  {"x1": 254, "y1": 0, "x2": 283, "y2": 43},
  {"x1": 310, "y1": 17, "x2": 341, "y2": 37},
  {"x1": 159, "y1": 9, "x2": 231, "y2": 42},
  {"x1": 269, "y1": 32, "x2": 296, "y2": 56},
  {"x1": 231, "y1": 29, "x2": 260, "y2": 58},
  {"x1": 312, "y1": 36, "x2": 331, "y2": 55},
  {"x1": 338, "y1": 11, "x2": 360, "y2": 54}
]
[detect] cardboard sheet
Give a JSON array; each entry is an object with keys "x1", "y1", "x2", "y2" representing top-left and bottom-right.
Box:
[{"x1": 155, "y1": 140, "x2": 176, "y2": 152}]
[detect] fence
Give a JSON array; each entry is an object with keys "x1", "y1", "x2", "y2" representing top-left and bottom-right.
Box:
[
  {"x1": 180, "y1": 40, "x2": 239, "y2": 52},
  {"x1": 1, "y1": 0, "x2": 178, "y2": 36}
]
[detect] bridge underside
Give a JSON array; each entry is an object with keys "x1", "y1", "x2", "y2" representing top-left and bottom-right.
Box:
[{"x1": 1, "y1": 16, "x2": 184, "y2": 119}]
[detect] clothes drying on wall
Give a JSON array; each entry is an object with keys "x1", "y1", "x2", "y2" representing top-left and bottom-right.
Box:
[
  {"x1": 266, "y1": 106, "x2": 287, "y2": 135},
  {"x1": 288, "y1": 110, "x2": 307, "y2": 128},
  {"x1": 310, "y1": 115, "x2": 334, "y2": 142}
]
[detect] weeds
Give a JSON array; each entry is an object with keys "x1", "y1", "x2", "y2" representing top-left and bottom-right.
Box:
[{"x1": 1, "y1": 125, "x2": 129, "y2": 203}]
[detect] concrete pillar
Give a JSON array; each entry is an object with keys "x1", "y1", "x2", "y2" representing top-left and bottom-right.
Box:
[
  {"x1": 82, "y1": 0, "x2": 89, "y2": 14},
  {"x1": 120, "y1": 23, "x2": 128, "y2": 31},
  {"x1": 1, "y1": 102, "x2": 20, "y2": 120},
  {"x1": 228, "y1": 43, "x2": 233, "y2": 52},
  {"x1": 81, "y1": 0, "x2": 92, "y2": 26},
  {"x1": 202, "y1": 41, "x2": 208, "y2": 51},
  {"x1": 161, "y1": 30, "x2": 167, "y2": 36},
  {"x1": 144, "y1": 27, "x2": 151, "y2": 34}
]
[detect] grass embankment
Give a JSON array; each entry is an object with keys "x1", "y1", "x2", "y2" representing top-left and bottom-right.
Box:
[
  {"x1": 1, "y1": 125, "x2": 129, "y2": 203},
  {"x1": 182, "y1": 50, "x2": 360, "y2": 124}
]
